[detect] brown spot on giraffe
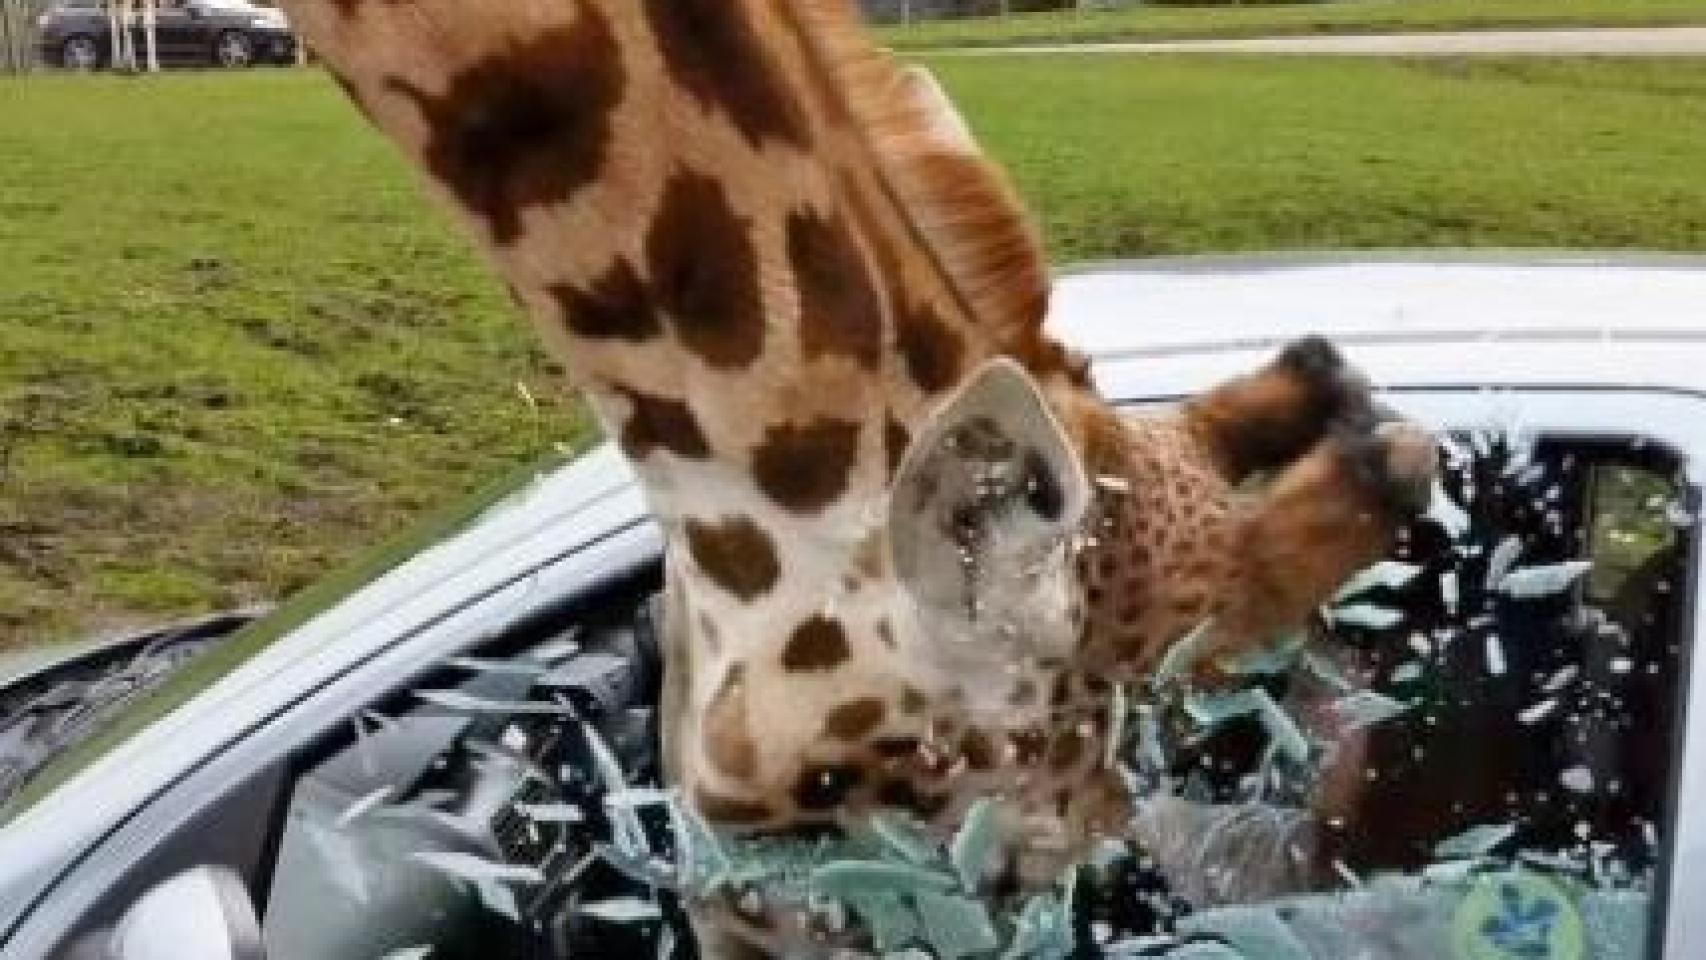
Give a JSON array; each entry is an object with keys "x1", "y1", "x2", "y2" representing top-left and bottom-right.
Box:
[
  {"x1": 618, "y1": 389, "x2": 711, "y2": 461},
  {"x1": 1050, "y1": 674, "x2": 1074, "y2": 708},
  {"x1": 550, "y1": 257, "x2": 660, "y2": 343},
  {"x1": 328, "y1": 0, "x2": 390, "y2": 20},
  {"x1": 684, "y1": 516, "x2": 780, "y2": 601},
  {"x1": 788, "y1": 208, "x2": 883, "y2": 369},
  {"x1": 823, "y1": 698, "x2": 887, "y2": 741},
  {"x1": 639, "y1": 0, "x2": 809, "y2": 149},
  {"x1": 961, "y1": 729, "x2": 996, "y2": 771},
  {"x1": 872, "y1": 737, "x2": 923, "y2": 760},
  {"x1": 752, "y1": 418, "x2": 862, "y2": 514},
  {"x1": 895, "y1": 301, "x2": 965, "y2": 394},
  {"x1": 1010, "y1": 728, "x2": 1048, "y2": 766},
  {"x1": 1011, "y1": 679, "x2": 1039, "y2": 707},
  {"x1": 703, "y1": 666, "x2": 758, "y2": 780},
  {"x1": 645, "y1": 170, "x2": 767, "y2": 370},
  {"x1": 694, "y1": 788, "x2": 773, "y2": 826},
  {"x1": 875, "y1": 619, "x2": 896, "y2": 649},
  {"x1": 781, "y1": 615, "x2": 851, "y2": 671},
  {"x1": 1049, "y1": 728, "x2": 1086, "y2": 771},
  {"x1": 877, "y1": 778, "x2": 948, "y2": 818},
  {"x1": 385, "y1": 7, "x2": 624, "y2": 245}
]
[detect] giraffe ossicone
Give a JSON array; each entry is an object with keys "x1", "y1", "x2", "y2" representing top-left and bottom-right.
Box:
[{"x1": 275, "y1": 0, "x2": 1438, "y2": 954}]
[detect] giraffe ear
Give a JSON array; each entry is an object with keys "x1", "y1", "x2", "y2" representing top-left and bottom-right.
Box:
[
  {"x1": 889, "y1": 359, "x2": 1090, "y2": 644},
  {"x1": 896, "y1": 65, "x2": 978, "y2": 155}
]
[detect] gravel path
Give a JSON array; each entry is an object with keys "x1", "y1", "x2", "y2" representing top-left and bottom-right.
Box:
[{"x1": 946, "y1": 26, "x2": 1706, "y2": 56}]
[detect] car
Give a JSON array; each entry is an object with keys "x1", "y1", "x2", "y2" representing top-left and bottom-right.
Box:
[
  {"x1": 1, "y1": 253, "x2": 1702, "y2": 960},
  {"x1": 36, "y1": 0, "x2": 296, "y2": 71}
]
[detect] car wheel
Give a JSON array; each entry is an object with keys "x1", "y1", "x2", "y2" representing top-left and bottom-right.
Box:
[
  {"x1": 212, "y1": 30, "x2": 254, "y2": 68},
  {"x1": 61, "y1": 35, "x2": 100, "y2": 71}
]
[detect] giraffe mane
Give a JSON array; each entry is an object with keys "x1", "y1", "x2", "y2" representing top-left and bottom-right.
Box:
[{"x1": 781, "y1": 1, "x2": 1065, "y2": 377}]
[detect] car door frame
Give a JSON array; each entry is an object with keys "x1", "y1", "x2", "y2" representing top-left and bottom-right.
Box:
[
  {"x1": 0, "y1": 455, "x2": 657, "y2": 957},
  {"x1": 4, "y1": 385, "x2": 1703, "y2": 960}
]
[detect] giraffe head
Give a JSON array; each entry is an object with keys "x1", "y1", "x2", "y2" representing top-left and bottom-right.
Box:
[
  {"x1": 667, "y1": 353, "x2": 1107, "y2": 835},
  {"x1": 668, "y1": 328, "x2": 1430, "y2": 850}
]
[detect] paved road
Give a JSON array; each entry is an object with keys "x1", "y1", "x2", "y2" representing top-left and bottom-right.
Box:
[{"x1": 947, "y1": 25, "x2": 1706, "y2": 56}]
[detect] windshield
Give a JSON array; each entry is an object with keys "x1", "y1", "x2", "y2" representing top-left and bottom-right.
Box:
[{"x1": 1105, "y1": 431, "x2": 1694, "y2": 957}]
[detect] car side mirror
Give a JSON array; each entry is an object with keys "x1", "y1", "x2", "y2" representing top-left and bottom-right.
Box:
[{"x1": 110, "y1": 866, "x2": 265, "y2": 960}]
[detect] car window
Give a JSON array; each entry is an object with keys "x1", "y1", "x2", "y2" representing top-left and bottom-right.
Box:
[
  {"x1": 244, "y1": 428, "x2": 1696, "y2": 959},
  {"x1": 261, "y1": 576, "x2": 677, "y2": 960},
  {"x1": 1122, "y1": 432, "x2": 1694, "y2": 959}
]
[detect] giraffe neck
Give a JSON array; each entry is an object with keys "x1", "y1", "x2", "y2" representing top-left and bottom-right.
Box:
[
  {"x1": 278, "y1": 0, "x2": 1092, "y2": 541},
  {"x1": 282, "y1": 0, "x2": 1112, "y2": 849}
]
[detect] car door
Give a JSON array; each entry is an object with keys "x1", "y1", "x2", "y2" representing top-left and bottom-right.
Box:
[
  {"x1": 0, "y1": 449, "x2": 654, "y2": 958},
  {"x1": 146, "y1": 0, "x2": 202, "y2": 64},
  {"x1": 4, "y1": 388, "x2": 1702, "y2": 960}
]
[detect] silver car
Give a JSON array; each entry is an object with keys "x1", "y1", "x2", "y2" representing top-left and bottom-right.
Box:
[{"x1": 1, "y1": 255, "x2": 1701, "y2": 960}]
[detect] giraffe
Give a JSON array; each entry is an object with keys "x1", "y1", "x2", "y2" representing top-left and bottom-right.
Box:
[{"x1": 270, "y1": 1, "x2": 1437, "y2": 954}]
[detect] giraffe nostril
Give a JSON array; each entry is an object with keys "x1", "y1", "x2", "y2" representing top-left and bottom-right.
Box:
[
  {"x1": 793, "y1": 763, "x2": 864, "y2": 811},
  {"x1": 1023, "y1": 449, "x2": 1064, "y2": 522}
]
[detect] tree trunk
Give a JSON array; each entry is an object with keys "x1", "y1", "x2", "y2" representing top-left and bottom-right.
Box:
[
  {"x1": 0, "y1": 0, "x2": 16, "y2": 74},
  {"x1": 141, "y1": 0, "x2": 158, "y2": 72},
  {"x1": 110, "y1": 1, "x2": 130, "y2": 70}
]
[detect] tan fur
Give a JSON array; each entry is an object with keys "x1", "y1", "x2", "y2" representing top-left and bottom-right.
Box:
[{"x1": 787, "y1": 1, "x2": 1055, "y2": 360}]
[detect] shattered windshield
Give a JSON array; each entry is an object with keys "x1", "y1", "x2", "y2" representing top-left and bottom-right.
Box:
[
  {"x1": 1111, "y1": 431, "x2": 1694, "y2": 959},
  {"x1": 259, "y1": 427, "x2": 1694, "y2": 959}
]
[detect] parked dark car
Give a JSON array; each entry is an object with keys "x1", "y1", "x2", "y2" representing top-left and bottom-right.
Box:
[{"x1": 36, "y1": 0, "x2": 296, "y2": 70}]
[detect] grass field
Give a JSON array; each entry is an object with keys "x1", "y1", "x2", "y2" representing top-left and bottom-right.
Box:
[
  {"x1": 4, "y1": 57, "x2": 1706, "y2": 645},
  {"x1": 875, "y1": 0, "x2": 1706, "y2": 49}
]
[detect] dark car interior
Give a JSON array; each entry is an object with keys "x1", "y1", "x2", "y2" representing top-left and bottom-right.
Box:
[{"x1": 262, "y1": 574, "x2": 680, "y2": 960}]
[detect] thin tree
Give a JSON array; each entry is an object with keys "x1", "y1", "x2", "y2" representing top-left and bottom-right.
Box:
[
  {"x1": 107, "y1": 0, "x2": 128, "y2": 70},
  {"x1": 0, "y1": 0, "x2": 21, "y2": 73},
  {"x1": 141, "y1": 0, "x2": 157, "y2": 71}
]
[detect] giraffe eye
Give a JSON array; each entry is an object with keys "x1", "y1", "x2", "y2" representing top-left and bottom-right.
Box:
[{"x1": 1022, "y1": 450, "x2": 1064, "y2": 522}]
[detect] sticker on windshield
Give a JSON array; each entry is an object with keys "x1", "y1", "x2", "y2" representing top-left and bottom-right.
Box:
[{"x1": 1454, "y1": 871, "x2": 1584, "y2": 960}]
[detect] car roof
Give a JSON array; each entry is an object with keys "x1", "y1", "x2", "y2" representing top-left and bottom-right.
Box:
[
  {"x1": 1056, "y1": 253, "x2": 1706, "y2": 352},
  {"x1": 1056, "y1": 253, "x2": 1706, "y2": 400}
]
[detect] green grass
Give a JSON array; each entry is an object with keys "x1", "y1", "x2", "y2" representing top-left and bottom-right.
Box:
[
  {"x1": 876, "y1": 0, "x2": 1706, "y2": 50},
  {"x1": 5, "y1": 58, "x2": 1706, "y2": 645},
  {"x1": 0, "y1": 72, "x2": 591, "y2": 645},
  {"x1": 933, "y1": 56, "x2": 1706, "y2": 259}
]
